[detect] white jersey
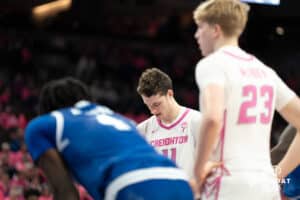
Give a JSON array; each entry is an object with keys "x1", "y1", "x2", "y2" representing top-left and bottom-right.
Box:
[
  {"x1": 137, "y1": 107, "x2": 202, "y2": 178},
  {"x1": 195, "y1": 46, "x2": 295, "y2": 200}
]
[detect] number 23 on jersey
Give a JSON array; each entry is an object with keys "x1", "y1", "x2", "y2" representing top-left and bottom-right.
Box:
[{"x1": 238, "y1": 84, "x2": 274, "y2": 124}]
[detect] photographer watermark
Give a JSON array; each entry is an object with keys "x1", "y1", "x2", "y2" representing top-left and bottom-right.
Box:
[{"x1": 273, "y1": 165, "x2": 291, "y2": 184}]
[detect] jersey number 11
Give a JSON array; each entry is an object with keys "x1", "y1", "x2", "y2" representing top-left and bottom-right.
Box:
[{"x1": 162, "y1": 148, "x2": 177, "y2": 162}]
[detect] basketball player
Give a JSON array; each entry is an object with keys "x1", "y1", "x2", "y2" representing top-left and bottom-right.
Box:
[
  {"x1": 25, "y1": 77, "x2": 194, "y2": 200},
  {"x1": 136, "y1": 68, "x2": 202, "y2": 178},
  {"x1": 192, "y1": 0, "x2": 300, "y2": 199}
]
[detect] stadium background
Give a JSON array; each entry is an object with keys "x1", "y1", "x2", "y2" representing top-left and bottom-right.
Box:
[{"x1": 0, "y1": 0, "x2": 299, "y2": 199}]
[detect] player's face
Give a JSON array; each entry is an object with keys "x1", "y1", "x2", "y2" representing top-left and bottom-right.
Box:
[
  {"x1": 194, "y1": 21, "x2": 216, "y2": 56},
  {"x1": 142, "y1": 93, "x2": 171, "y2": 120}
]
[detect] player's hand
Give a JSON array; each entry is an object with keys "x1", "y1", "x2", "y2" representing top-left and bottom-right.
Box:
[{"x1": 195, "y1": 161, "x2": 223, "y2": 194}]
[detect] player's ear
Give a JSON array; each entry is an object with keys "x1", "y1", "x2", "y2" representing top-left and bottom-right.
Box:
[
  {"x1": 212, "y1": 23, "x2": 222, "y2": 39},
  {"x1": 167, "y1": 89, "x2": 174, "y2": 97}
]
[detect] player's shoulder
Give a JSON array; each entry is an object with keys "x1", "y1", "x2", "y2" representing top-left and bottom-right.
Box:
[
  {"x1": 182, "y1": 107, "x2": 202, "y2": 135},
  {"x1": 185, "y1": 107, "x2": 202, "y2": 122},
  {"x1": 25, "y1": 114, "x2": 56, "y2": 140},
  {"x1": 137, "y1": 115, "x2": 156, "y2": 133},
  {"x1": 255, "y1": 62, "x2": 280, "y2": 82},
  {"x1": 196, "y1": 54, "x2": 216, "y2": 67},
  {"x1": 26, "y1": 114, "x2": 54, "y2": 130},
  {"x1": 187, "y1": 107, "x2": 201, "y2": 114},
  {"x1": 263, "y1": 64, "x2": 278, "y2": 77},
  {"x1": 185, "y1": 107, "x2": 201, "y2": 117},
  {"x1": 196, "y1": 51, "x2": 226, "y2": 72}
]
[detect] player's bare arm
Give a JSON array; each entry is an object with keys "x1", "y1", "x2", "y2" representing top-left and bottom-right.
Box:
[
  {"x1": 194, "y1": 84, "x2": 224, "y2": 191},
  {"x1": 277, "y1": 97, "x2": 300, "y2": 178},
  {"x1": 271, "y1": 125, "x2": 296, "y2": 165},
  {"x1": 37, "y1": 149, "x2": 80, "y2": 200}
]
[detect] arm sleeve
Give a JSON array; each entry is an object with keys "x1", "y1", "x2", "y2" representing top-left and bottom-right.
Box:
[{"x1": 25, "y1": 115, "x2": 57, "y2": 162}]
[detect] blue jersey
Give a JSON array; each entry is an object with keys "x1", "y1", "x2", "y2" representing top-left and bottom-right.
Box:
[
  {"x1": 25, "y1": 101, "x2": 176, "y2": 200},
  {"x1": 283, "y1": 165, "x2": 300, "y2": 199}
]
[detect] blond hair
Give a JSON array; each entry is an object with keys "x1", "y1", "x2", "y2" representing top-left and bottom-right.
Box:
[{"x1": 193, "y1": 0, "x2": 250, "y2": 37}]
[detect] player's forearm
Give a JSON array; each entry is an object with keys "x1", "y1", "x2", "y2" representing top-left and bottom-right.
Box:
[
  {"x1": 194, "y1": 117, "x2": 223, "y2": 180},
  {"x1": 271, "y1": 126, "x2": 296, "y2": 165},
  {"x1": 277, "y1": 132, "x2": 300, "y2": 179},
  {"x1": 270, "y1": 147, "x2": 285, "y2": 165}
]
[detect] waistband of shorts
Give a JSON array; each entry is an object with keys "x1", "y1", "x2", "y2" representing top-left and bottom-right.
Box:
[
  {"x1": 285, "y1": 194, "x2": 300, "y2": 199},
  {"x1": 104, "y1": 167, "x2": 188, "y2": 200}
]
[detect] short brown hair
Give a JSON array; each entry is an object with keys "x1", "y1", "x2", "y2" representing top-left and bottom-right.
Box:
[
  {"x1": 137, "y1": 68, "x2": 173, "y2": 97},
  {"x1": 193, "y1": 0, "x2": 250, "y2": 37}
]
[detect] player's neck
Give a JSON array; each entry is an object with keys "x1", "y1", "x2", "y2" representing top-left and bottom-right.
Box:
[
  {"x1": 161, "y1": 101, "x2": 182, "y2": 124},
  {"x1": 214, "y1": 37, "x2": 239, "y2": 52}
]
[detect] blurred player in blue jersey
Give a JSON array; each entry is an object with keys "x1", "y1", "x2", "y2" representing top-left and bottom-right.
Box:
[
  {"x1": 271, "y1": 125, "x2": 300, "y2": 200},
  {"x1": 24, "y1": 77, "x2": 194, "y2": 200}
]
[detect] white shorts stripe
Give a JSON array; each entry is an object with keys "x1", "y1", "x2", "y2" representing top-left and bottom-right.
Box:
[{"x1": 104, "y1": 167, "x2": 188, "y2": 200}]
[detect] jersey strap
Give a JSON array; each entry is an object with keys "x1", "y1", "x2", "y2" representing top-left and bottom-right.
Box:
[{"x1": 157, "y1": 108, "x2": 190, "y2": 130}]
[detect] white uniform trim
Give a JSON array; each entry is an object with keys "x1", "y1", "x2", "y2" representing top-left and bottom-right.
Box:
[
  {"x1": 51, "y1": 111, "x2": 70, "y2": 152},
  {"x1": 104, "y1": 167, "x2": 188, "y2": 200}
]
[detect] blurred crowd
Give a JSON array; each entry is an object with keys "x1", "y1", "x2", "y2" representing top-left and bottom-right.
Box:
[{"x1": 0, "y1": 11, "x2": 300, "y2": 199}]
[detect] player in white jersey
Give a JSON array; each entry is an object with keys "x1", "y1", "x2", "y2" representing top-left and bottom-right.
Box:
[
  {"x1": 192, "y1": 0, "x2": 300, "y2": 199},
  {"x1": 136, "y1": 68, "x2": 202, "y2": 178}
]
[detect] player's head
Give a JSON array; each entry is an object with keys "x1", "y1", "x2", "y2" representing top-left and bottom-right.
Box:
[
  {"x1": 137, "y1": 68, "x2": 175, "y2": 119},
  {"x1": 193, "y1": 0, "x2": 249, "y2": 56},
  {"x1": 39, "y1": 77, "x2": 92, "y2": 115}
]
